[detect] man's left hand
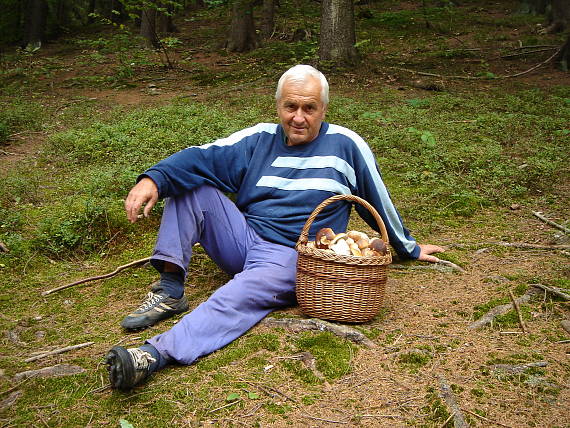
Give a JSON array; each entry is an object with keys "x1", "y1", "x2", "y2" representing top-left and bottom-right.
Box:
[{"x1": 417, "y1": 244, "x2": 445, "y2": 263}]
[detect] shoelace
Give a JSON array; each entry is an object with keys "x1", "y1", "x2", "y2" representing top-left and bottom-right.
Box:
[
  {"x1": 136, "y1": 292, "x2": 164, "y2": 312},
  {"x1": 129, "y1": 348, "x2": 156, "y2": 370}
]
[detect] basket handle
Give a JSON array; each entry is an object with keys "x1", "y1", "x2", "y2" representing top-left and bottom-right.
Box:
[{"x1": 296, "y1": 195, "x2": 390, "y2": 247}]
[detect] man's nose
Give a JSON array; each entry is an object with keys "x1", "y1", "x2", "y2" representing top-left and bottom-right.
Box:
[{"x1": 292, "y1": 108, "x2": 306, "y2": 122}]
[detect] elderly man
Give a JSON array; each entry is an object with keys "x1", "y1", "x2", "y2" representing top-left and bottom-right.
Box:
[{"x1": 106, "y1": 65, "x2": 443, "y2": 390}]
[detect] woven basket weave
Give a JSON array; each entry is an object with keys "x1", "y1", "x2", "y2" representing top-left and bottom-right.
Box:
[{"x1": 295, "y1": 195, "x2": 392, "y2": 323}]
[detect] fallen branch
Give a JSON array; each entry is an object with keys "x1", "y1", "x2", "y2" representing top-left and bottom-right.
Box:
[
  {"x1": 41, "y1": 257, "x2": 151, "y2": 296},
  {"x1": 390, "y1": 48, "x2": 560, "y2": 80},
  {"x1": 438, "y1": 375, "x2": 469, "y2": 428},
  {"x1": 468, "y1": 292, "x2": 533, "y2": 330},
  {"x1": 532, "y1": 211, "x2": 569, "y2": 234},
  {"x1": 436, "y1": 260, "x2": 466, "y2": 273},
  {"x1": 449, "y1": 242, "x2": 570, "y2": 250},
  {"x1": 261, "y1": 317, "x2": 376, "y2": 348},
  {"x1": 389, "y1": 263, "x2": 456, "y2": 273},
  {"x1": 508, "y1": 290, "x2": 527, "y2": 333},
  {"x1": 531, "y1": 283, "x2": 570, "y2": 300},
  {"x1": 491, "y1": 361, "x2": 548, "y2": 375},
  {"x1": 24, "y1": 341, "x2": 94, "y2": 362},
  {"x1": 14, "y1": 364, "x2": 85, "y2": 381}
]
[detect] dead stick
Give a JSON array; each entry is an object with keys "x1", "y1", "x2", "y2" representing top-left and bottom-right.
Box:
[
  {"x1": 438, "y1": 375, "x2": 469, "y2": 428},
  {"x1": 508, "y1": 290, "x2": 527, "y2": 333},
  {"x1": 436, "y1": 260, "x2": 466, "y2": 273},
  {"x1": 462, "y1": 408, "x2": 515, "y2": 428},
  {"x1": 531, "y1": 283, "x2": 570, "y2": 300},
  {"x1": 439, "y1": 412, "x2": 455, "y2": 428},
  {"x1": 41, "y1": 257, "x2": 151, "y2": 296},
  {"x1": 24, "y1": 341, "x2": 94, "y2": 362},
  {"x1": 301, "y1": 414, "x2": 348, "y2": 424},
  {"x1": 532, "y1": 211, "x2": 569, "y2": 234}
]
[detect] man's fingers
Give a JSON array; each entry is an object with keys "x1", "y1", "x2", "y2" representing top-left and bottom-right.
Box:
[{"x1": 143, "y1": 194, "x2": 158, "y2": 218}]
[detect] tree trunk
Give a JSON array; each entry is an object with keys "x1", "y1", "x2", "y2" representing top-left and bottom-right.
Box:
[
  {"x1": 156, "y1": 3, "x2": 177, "y2": 33},
  {"x1": 558, "y1": 34, "x2": 570, "y2": 71},
  {"x1": 140, "y1": 8, "x2": 160, "y2": 49},
  {"x1": 23, "y1": 0, "x2": 48, "y2": 50},
  {"x1": 319, "y1": 0, "x2": 358, "y2": 66},
  {"x1": 88, "y1": 0, "x2": 96, "y2": 24},
  {"x1": 518, "y1": 0, "x2": 549, "y2": 14},
  {"x1": 226, "y1": 0, "x2": 258, "y2": 52},
  {"x1": 261, "y1": 0, "x2": 274, "y2": 39},
  {"x1": 544, "y1": 0, "x2": 570, "y2": 33}
]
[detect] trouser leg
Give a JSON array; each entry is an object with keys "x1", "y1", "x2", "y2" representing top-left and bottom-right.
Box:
[
  {"x1": 147, "y1": 237, "x2": 298, "y2": 365},
  {"x1": 151, "y1": 185, "x2": 253, "y2": 278}
]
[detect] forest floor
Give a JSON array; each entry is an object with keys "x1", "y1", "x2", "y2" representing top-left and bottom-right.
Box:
[{"x1": 1, "y1": 1, "x2": 569, "y2": 427}]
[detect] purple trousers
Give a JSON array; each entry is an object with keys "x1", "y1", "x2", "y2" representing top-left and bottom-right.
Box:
[{"x1": 146, "y1": 185, "x2": 298, "y2": 365}]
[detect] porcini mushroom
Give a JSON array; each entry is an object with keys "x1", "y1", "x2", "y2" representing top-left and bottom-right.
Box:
[
  {"x1": 315, "y1": 228, "x2": 336, "y2": 249},
  {"x1": 369, "y1": 238, "x2": 388, "y2": 256}
]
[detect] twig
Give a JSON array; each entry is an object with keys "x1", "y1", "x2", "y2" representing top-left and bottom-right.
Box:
[
  {"x1": 24, "y1": 341, "x2": 94, "y2": 362},
  {"x1": 436, "y1": 260, "x2": 466, "y2": 273},
  {"x1": 500, "y1": 47, "x2": 557, "y2": 58},
  {"x1": 0, "y1": 241, "x2": 9, "y2": 252},
  {"x1": 532, "y1": 211, "x2": 569, "y2": 234},
  {"x1": 468, "y1": 292, "x2": 533, "y2": 330},
  {"x1": 206, "y1": 399, "x2": 241, "y2": 414},
  {"x1": 531, "y1": 283, "x2": 570, "y2": 300},
  {"x1": 449, "y1": 242, "x2": 570, "y2": 250},
  {"x1": 439, "y1": 412, "x2": 455, "y2": 428},
  {"x1": 462, "y1": 408, "x2": 515, "y2": 428},
  {"x1": 301, "y1": 414, "x2": 348, "y2": 424},
  {"x1": 437, "y1": 375, "x2": 469, "y2": 428},
  {"x1": 508, "y1": 290, "x2": 527, "y2": 333},
  {"x1": 41, "y1": 257, "x2": 151, "y2": 296},
  {"x1": 389, "y1": 263, "x2": 456, "y2": 273},
  {"x1": 391, "y1": 47, "x2": 561, "y2": 80}
]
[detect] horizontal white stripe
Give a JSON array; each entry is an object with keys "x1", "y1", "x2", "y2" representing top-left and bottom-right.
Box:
[
  {"x1": 198, "y1": 123, "x2": 278, "y2": 150},
  {"x1": 256, "y1": 176, "x2": 351, "y2": 195},
  {"x1": 326, "y1": 124, "x2": 417, "y2": 253},
  {"x1": 271, "y1": 156, "x2": 356, "y2": 187}
]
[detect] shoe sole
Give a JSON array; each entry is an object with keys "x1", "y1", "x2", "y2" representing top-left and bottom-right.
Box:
[{"x1": 106, "y1": 346, "x2": 135, "y2": 391}]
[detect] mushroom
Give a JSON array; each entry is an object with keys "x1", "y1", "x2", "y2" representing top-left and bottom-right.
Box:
[
  {"x1": 315, "y1": 228, "x2": 336, "y2": 249},
  {"x1": 330, "y1": 238, "x2": 350, "y2": 255},
  {"x1": 356, "y1": 238, "x2": 370, "y2": 250},
  {"x1": 347, "y1": 230, "x2": 369, "y2": 242},
  {"x1": 349, "y1": 242, "x2": 362, "y2": 257},
  {"x1": 369, "y1": 237, "x2": 387, "y2": 256}
]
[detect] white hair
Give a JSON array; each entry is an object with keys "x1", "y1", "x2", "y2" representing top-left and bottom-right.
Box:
[{"x1": 275, "y1": 64, "x2": 329, "y2": 105}]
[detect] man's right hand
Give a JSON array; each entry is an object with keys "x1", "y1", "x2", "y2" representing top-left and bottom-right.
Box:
[{"x1": 125, "y1": 177, "x2": 159, "y2": 223}]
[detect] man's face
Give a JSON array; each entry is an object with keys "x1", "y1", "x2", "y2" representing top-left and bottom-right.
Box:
[{"x1": 277, "y1": 77, "x2": 327, "y2": 146}]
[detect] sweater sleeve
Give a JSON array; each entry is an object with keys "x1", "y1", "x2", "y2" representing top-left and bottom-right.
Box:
[
  {"x1": 328, "y1": 125, "x2": 421, "y2": 260},
  {"x1": 139, "y1": 124, "x2": 268, "y2": 198}
]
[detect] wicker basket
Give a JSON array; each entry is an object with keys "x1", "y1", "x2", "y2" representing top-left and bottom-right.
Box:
[{"x1": 295, "y1": 195, "x2": 392, "y2": 323}]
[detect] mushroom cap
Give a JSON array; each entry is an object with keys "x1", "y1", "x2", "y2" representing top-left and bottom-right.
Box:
[
  {"x1": 330, "y1": 238, "x2": 350, "y2": 255},
  {"x1": 315, "y1": 227, "x2": 336, "y2": 249},
  {"x1": 369, "y1": 237, "x2": 387, "y2": 255},
  {"x1": 330, "y1": 232, "x2": 348, "y2": 245}
]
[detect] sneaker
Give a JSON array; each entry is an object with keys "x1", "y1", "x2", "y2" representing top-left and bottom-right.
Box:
[
  {"x1": 106, "y1": 346, "x2": 156, "y2": 390},
  {"x1": 120, "y1": 290, "x2": 189, "y2": 330}
]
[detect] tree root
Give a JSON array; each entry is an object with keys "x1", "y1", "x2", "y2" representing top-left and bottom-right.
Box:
[{"x1": 261, "y1": 317, "x2": 377, "y2": 348}]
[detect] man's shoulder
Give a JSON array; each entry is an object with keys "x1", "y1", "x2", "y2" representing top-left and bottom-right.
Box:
[{"x1": 324, "y1": 123, "x2": 366, "y2": 145}]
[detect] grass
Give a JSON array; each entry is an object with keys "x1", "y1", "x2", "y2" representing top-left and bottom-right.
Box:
[{"x1": 1, "y1": 0, "x2": 569, "y2": 426}]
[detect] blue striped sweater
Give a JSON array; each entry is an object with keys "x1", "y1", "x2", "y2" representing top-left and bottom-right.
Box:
[{"x1": 142, "y1": 122, "x2": 420, "y2": 259}]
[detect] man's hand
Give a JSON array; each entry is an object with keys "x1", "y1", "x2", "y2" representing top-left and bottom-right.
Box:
[
  {"x1": 124, "y1": 177, "x2": 159, "y2": 223},
  {"x1": 417, "y1": 244, "x2": 445, "y2": 263}
]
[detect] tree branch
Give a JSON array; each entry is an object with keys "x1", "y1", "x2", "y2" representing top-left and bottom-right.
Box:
[{"x1": 41, "y1": 258, "x2": 151, "y2": 296}]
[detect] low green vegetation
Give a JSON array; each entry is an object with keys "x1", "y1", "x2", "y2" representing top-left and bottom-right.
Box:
[{"x1": 1, "y1": 0, "x2": 569, "y2": 426}]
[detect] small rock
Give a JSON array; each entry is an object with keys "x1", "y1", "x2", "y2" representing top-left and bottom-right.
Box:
[
  {"x1": 35, "y1": 330, "x2": 46, "y2": 340},
  {"x1": 63, "y1": 299, "x2": 73, "y2": 305},
  {"x1": 509, "y1": 203, "x2": 521, "y2": 210},
  {"x1": 561, "y1": 320, "x2": 570, "y2": 335}
]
